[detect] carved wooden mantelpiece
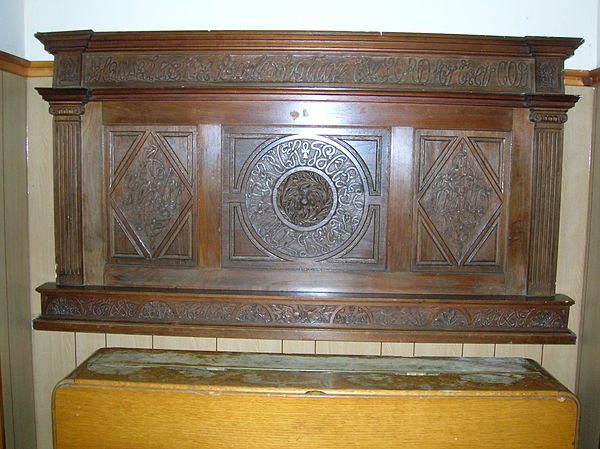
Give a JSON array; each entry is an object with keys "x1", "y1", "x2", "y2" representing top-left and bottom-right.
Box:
[{"x1": 34, "y1": 30, "x2": 583, "y2": 343}]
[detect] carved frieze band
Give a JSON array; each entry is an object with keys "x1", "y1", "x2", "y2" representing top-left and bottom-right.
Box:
[
  {"x1": 528, "y1": 109, "x2": 566, "y2": 296},
  {"x1": 41, "y1": 292, "x2": 570, "y2": 332},
  {"x1": 81, "y1": 53, "x2": 537, "y2": 92}
]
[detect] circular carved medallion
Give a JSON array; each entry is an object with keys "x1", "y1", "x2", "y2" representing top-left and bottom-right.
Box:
[
  {"x1": 244, "y1": 135, "x2": 367, "y2": 260},
  {"x1": 274, "y1": 167, "x2": 337, "y2": 231}
]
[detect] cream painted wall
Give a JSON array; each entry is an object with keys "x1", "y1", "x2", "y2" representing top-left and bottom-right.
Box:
[
  {"x1": 598, "y1": 3, "x2": 600, "y2": 66},
  {"x1": 1, "y1": 0, "x2": 598, "y2": 67},
  {"x1": 20, "y1": 78, "x2": 595, "y2": 449},
  {"x1": 0, "y1": 0, "x2": 24, "y2": 57}
]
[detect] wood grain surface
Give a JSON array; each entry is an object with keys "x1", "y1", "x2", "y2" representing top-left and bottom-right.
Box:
[
  {"x1": 52, "y1": 349, "x2": 579, "y2": 449},
  {"x1": 33, "y1": 30, "x2": 582, "y2": 343}
]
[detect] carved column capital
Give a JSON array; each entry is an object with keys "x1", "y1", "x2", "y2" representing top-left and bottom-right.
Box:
[
  {"x1": 36, "y1": 87, "x2": 90, "y2": 116},
  {"x1": 529, "y1": 108, "x2": 569, "y2": 125},
  {"x1": 48, "y1": 103, "x2": 87, "y2": 116}
]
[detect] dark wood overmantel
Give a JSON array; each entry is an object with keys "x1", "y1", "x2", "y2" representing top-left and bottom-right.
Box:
[{"x1": 33, "y1": 30, "x2": 583, "y2": 343}]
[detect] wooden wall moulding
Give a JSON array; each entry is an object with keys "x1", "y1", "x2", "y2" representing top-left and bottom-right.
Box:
[{"x1": 33, "y1": 30, "x2": 583, "y2": 343}]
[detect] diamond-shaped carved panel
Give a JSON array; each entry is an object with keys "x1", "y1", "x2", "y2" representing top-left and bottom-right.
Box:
[
  {"x1": 110, "y1": 132, "x2": 192, "y2": 258},
  {"x1": 419, "y1": 140, "x2": 501, "y2": 263}
]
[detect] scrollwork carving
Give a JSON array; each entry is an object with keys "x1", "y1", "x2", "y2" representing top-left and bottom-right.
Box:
[
  {"x1": 57, "y1": 54, "x2": 81, "y2": 83},
  {"x1": 527, "y1": 311, "x2": 565, "y2": 328},
  {"x1": 82, "y1": 298, "x2": 137, "y2": 319},
  {"x1": 234, "y1": 304, "x2": 273, "y2": 323},
  {"x1": 471, "y1": 309, "x2": 533, "y2": 328},
  {"x1": 269, "y1": 304, "x2": 337, "y2": 324},
  {"x1": 244, "y1": 135, "x2": 367, "y2": 260},
  {"x1": 529, "y1": 111, "x2": 568, "y2": 124},
  {"x1": 432, "y1": 309, "x2": 469, "y2": 327},
  {"x1": 48, "y1": 104, "x2": 87, "y2": 116},
  {"x1": 46, "y1": 297, "x2": 82, "y2": 316},
  {"x1": 138, "y1": 301, "x2": 175, "y2": 320},
  {"x1": 172, "y1": 302, "x2": 236, "y2": 322},
  {"x1": 420, "y1": 143, "x2": 500, "y2": 260},
  {"x1": 332, "y1": 306, "x2": 372, "y2": 325},
  {"x1": 371, "y1": 307, "x2": 430, "y2": 328},
  {"x1": 41, "y1": 291, "x2": 572, "y2": 334},
  {"x1": 112, "y1": 137, "x2": 191, "y2": 255},
  {"x1": 536, "y1": 61, "x2": 560, "y2": 90}
]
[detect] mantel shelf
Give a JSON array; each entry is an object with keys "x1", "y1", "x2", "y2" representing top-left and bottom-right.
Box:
[{"x1": 35, "y1": 283, "x2": 575, "y2": 344}]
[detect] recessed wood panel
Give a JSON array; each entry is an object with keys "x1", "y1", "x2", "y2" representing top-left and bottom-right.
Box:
[
  {"x1": 105, "y1": 125, "x2": 198, "y2": 265},
  {"x1": 222, "y1": 127, "x2": 389, "y2": 270},
  {"x1": 413, "y1": 129, "x2": 511, "y2": 272}
]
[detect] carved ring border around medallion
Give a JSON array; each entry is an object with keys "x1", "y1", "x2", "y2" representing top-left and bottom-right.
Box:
[{"x1": 242, "y1": 134, "x2": 369, "y2": 261}]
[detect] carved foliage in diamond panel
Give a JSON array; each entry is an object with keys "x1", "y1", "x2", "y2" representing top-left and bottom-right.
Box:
[
  {"x1": 414, "y1": 130, "x2": 509, "y2": 271},
  {"x1": 106, "y1": 126, "x2": 197, "y2": 264}
]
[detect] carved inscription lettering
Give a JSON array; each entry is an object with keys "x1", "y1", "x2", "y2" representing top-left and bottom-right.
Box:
[
  {"x1": 84, "y1": 53, "x2": 534, "y2": 91},
  {"x1": 223, "y1": 127, "x2": 388, "y2": 269}
]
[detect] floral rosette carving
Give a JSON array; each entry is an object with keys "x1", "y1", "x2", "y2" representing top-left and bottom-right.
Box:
[{"x1": 244, "y1": 135, "x2": 367, "y2": 260}]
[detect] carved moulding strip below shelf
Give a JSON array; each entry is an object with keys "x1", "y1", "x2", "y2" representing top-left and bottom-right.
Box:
[{"x1": 35, "y1": 283, "x2": 575, "y2": 344}]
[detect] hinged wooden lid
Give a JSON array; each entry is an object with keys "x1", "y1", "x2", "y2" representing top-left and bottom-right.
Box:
[{"x1": 63, "y1": 348, "x2": 572, "y2": 397}]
